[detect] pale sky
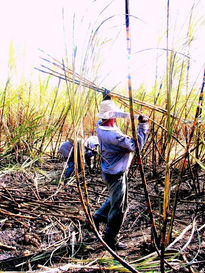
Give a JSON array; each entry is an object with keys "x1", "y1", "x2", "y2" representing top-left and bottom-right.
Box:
[{"x1": 0, "y1": 0, "x2": 204, "y2": 90}]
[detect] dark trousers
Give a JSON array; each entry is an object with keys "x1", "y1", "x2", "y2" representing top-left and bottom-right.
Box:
[
  {"x1": 65, "y1": 161, "x2": 75, "y2": 178},
  {"x1": 93, "y1": 171, "x2": 128, "y2": 240}
]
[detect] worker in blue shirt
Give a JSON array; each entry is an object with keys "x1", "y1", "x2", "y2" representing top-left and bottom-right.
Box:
[{"x1": 93, "y1": 98, "x2": 149, "y2": 250}]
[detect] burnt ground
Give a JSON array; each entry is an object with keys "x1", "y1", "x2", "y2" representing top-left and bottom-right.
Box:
[{"x1": 0, "y1": 158, "x2": 204, "y2": 272}]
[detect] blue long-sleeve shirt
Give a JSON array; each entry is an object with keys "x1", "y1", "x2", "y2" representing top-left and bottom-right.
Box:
[{"x1": 96, "y1": 121, "x2": 149, "y2": 174}]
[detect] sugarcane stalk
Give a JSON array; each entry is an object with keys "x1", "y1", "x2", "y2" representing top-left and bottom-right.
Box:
[
  {"x1": 160, "y1": 1, "x2": 171, "y2": 272},
  {"x1": 167, "y1": 67, "x2": 205, "y2": 244},
  {"x1": 195, "y1": 67, "x2": 204, "y2": 192},
  {"x1": 125, "y1": 0, "x2": 159, "y2": 247},
  {"x1": 79, "y1": 132, "x2": 91, "y2": 214},
  {"x1": 39, "y1": 79, "x2": 61, "y2": 153},
  {"x1": 0, "y1": 79, "x2": 10, "y2": 147}
]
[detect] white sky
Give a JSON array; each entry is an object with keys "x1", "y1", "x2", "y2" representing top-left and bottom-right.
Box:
[{"x1": 0, "y1": 0, "x2": 204, "y2": 90}]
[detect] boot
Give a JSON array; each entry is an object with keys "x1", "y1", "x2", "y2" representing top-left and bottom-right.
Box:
[
  {"x1": 115, "y1": 241, "x2": 128, "y2": 250},
  {"x1": 103, "y1": 235, "x2": 127, "y2": 250}
]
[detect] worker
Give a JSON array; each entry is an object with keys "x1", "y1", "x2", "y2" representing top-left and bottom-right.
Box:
[
  {"x1": 84, "y1": 136, "x2": 99, "y2": 173},
  {"x1": 92, "y1": 98, "x2": 149, "y2": 250},
  {"x1": 58, "y1": 136, "x2": 99, "y2": 179}
]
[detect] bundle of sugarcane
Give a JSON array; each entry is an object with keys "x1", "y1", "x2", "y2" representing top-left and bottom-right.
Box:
[{"x1": 35, "y1": 49, "x2": 178, "y2": 120}]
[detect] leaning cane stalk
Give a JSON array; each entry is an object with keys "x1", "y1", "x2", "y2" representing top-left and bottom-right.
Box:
[
  {"x1": 161, "y1": 1, "x2": 171, "y2": 271},
  {"x1": 74, "y1": 132, "x2": 140, "y2": 273},
  {"x1": 167, "y1": 67, "x2": 205, "y2": 244},
  {"x1": 79, "y1": 130, "x2": 91, "y2": 214},
  {"x1": 195, "y1": 69, "x2": 204, "y2": 191},
  {"x1": 125, "y1": 0, "x2": 159, "y2": 247}
]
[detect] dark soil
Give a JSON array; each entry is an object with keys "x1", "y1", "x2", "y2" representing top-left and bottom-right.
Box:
[{"x1": 0, "y1": 159, "x2": 204, "y2": 272}]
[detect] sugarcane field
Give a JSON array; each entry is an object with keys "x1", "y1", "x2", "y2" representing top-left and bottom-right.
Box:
[{"x1": 0, "y1": 1, "x2": 205, "y2": 273}]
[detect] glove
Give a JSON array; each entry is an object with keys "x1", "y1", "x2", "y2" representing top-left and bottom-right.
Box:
[
  {"x1": 102, "y1": 88, "x2": 111, "y2": 101},
  {"x1": 138, "y1": 114, "x2": 148, "y2": 123}
]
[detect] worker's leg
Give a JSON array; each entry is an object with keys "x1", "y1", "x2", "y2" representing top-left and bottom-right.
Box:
[
  {"x1": 85, "y1": 150, "x2": 93, "y2": 173},
  {"x1": 93, "y1": 197, "x2": 110, "y2": 225},
  {"x1": 65, "y1": 161, "x2": 74, "y2": 178},
  {"x1": 103, "y1": 172, "x2": 128, "y2": 244}
]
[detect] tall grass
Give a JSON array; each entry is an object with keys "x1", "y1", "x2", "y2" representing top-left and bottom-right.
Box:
[{"x1": 0, "y1": 41, "x2": 99, "y2": 165}]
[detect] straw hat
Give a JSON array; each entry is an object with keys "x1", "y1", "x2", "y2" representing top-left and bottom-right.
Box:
[{"x1": 97, "y1": 100, "x2": 126, "y2": 119}]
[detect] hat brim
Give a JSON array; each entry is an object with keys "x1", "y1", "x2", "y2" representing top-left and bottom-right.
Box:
[
  {"x1": 97, "y1": 100, "x2": 130, "y2": 119},
  {"x1": 97, "y1": 111, "x2": 130, "y2": 119}
]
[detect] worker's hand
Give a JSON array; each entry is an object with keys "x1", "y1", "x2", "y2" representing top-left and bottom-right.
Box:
[{"x1": 138, "y1": 114, "x2": 148, "y2": 123}]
